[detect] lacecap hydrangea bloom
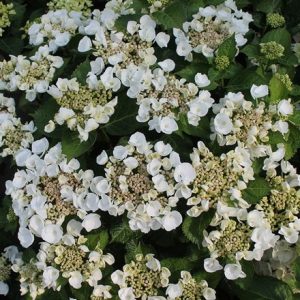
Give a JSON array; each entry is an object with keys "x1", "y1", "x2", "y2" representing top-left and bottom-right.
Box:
[
  {"x1": 173, "y1": 0, "x2": 252, "y2": 60},
  {"x1": 5, "y1": 140, "x2": 103, "y2": 248},
  {"x1": 95, "y1": 132, "x2": 184, "y2": 233}
]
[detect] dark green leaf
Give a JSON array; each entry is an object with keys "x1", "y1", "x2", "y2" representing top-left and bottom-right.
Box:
[
  {"x1": 32, "y1": 98, "x2": 60, "y2": 134},
  {"x1": 103, "y1": 96, "x2": 144, "y2": 135},
  {"x1": 0, "y1": 37, "x2": 23, "y2": 55},
  {"x1": 217, "y1": 35, "x2": 237, "y2": 60},
  {"x1": 242, "y1": 177, "x2": 271, "y2": 204},
  {"x1": 261, "y1": 28, "x2": 291, "y2": 50},
  {"x1": 182, "y1": 210, "x2": 215, "y2": 246},
  {"x1": 227, "y1": 69, "x2": 267, "y2": 91},
  {"x1": 110, "y1": 221, "x2": 142, "y2": 244},
  {"x1": 269, "y1": 75, "x2": 289, "y2": 103},
  {"x1": 61, "y1": 131, "x2": 97, "y2": 160},
  {"x1": 178, "y1": 114, "x2": 210, "y2": 138},
  {"x1": 234, "y1": 275, "x2": 293, "y2": 300},
  {"x1": 255, "y1": 0, "x2": 282, "y2": 13},
  {"x1": 71, "y1": 59, "x2": 91, "y2": 84},
  {"x1": 86, "y1": 229, "x2": 109, "y2": 250}
]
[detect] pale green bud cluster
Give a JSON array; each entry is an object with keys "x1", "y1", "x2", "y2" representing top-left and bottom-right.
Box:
[
  {"x1": 0, "y1": 256, "x2": 11, "y2": 281},
  {"x1": 47, "y1": 0, "x2": 93, "y2": 15},
  {"x1": 54, "y1": 244, "x2": 86, "y2": 273},
  {"x1": 214, "y1": 220, "x2": 251, "y2": 258},
  {"x1": 0, "y1": 2, "x2": 15, "y2": 36},
  {"x1": 123, "y1": 254, "x2": 169, "y2": 298},
  {"x1": 215, "y1": 55, "x2": 230, "y2": 70},
  {"x1": 260, "y1": 41, "x2": 285, "y2": 60},
  {"x1": 266, "y1": 13, "x2": 285, "y2": 29},
  {"x1": 275, "y1": 73, "x2": 293, "y2": 91}
]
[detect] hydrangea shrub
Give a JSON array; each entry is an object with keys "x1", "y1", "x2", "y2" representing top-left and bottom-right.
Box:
[{"x1": 1, "y1": 0, "x2": 300, "y2": 299}]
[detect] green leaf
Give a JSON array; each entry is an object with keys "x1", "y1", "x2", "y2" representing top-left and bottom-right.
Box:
[
  {"x1": 32, "y1": 98, "x2": 60, "y2": 134},
  {"x1": 255, "y1": 0, "x2": 282, "y2": 13},
  {"x1": 176, "y1": 63, "x2": 209, "y2": 81},
  {"x1": 152, "y1": 0, "x2": 204, "y2": 29},
  {"x1": 261, "y1": 28, "x2": 291, "y2": 50},
  {"x1": 241, "y1": 44, "x2": 260, "y2": 59},
  {"x1": 125, "y1": 240, "x2": 155, "y2": 262},
  {"x1": 161, "y1": 257, "x2": 195, "y2": 274},
  {"x1": 178, "y1": 114, "x2": 210, "y2": 138},
  {"x1": 61, "y1": 130, "x2": 97, "y2": 160},
  {"x1": 217, "y1": 35, "x2": 237, "y2": 60},
  {"x1": 114, "y1": 14, "x2": 140, "y2": 32},
  {"x1": 103, "y1": 96, "x2": 144, "y2": 136},
  {"x1": 182, "y1": 210, "x2": 215, "y2": 246},
  {"x1": 86, "y1": 229, "x2": 109, "y2": 250},
  {"x1": 234, "y1": 275, "x2": 293, "y2": 300},
  {"x1": 71, "y1": 59, "x2": 91, "y2": 84},
  {"x1": 71, "y1": 284, "x2": 92, "y2": 300},
  {"x1": 0, "y1": 37, "x2": 23, "y2": 55},
  {"x1": 289, "y1": 111, "x2": 300, "y2": 127},
  {"x1": 269, "y1": 75, "x2": 289, "y2": 103},
  {"x1": 227, "y1": 68, "x2": 267, "y2": 91},
  {"x1": 110, "y1": 221, "x2": 142, "y2": 244},
  {"x1": 242, "y1": 177, "x2": 271, "y2": 204}
]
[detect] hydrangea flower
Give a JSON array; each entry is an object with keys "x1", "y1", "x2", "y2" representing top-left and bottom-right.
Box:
[
  {"x1": 186, "y1": 141, "x2": 254, "y2": 217},
  {"x1": 0, "y1": 45, "x2": 63, "y2": 101},
  {"x1": 111, "y1": 254, "x2": 170, "y2": 299},
  {"x1": 166, "y1": 271, "x2": 216, "y2": 300},
  {"x1": 27, "y1": 10, "x2": 84, "y2": 52},
  {"x1": 5, "y1": 140, "x2": 102, "y2": 247},
  {"x1": 95, "y1": 132, "x2": 183, "y2": 233},
  {"x1": 173, "y1": 0, "x2": 252, "y2": 60},
  {"x1": 46, "y1": 75, "x2": 118, "y2": 141},
  {"x1": 79, "y1": 14, "x2": 170, "y2": 71},
  {"x1": 210, "y1": 89, "x2": 294, "y2": 159},
  {"x1": 131, "y1": 66, "x2": 214, "y2": 134}
]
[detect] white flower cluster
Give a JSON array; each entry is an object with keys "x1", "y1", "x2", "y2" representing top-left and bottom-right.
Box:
[
  {"x1": 202, "y1": 160, "x2": 300, "y2": 280},
  {"x1": 27, "y1": 10, "x2": 84, "y2": 53},
  {"x1": 112, "y1": 254, "x2": 216, "y2": 300},
  {"x1": 185, "y1": 141, "x2": 254, "y2": 217},
  {"x1": 0, "y1": 46, "x2": 63, "y2": 101},
  {"x1": 211, "y1": 87, "x2": 294, "y2": 159},
  {"x1": 46, "y1": 75, "x2": 118, "y2": 141},
  {"x1": 5, "y1": 140, "x2": 104, "y2": 248},
  {"x1": 0, "y1": 93, "x2": 35, "y2": 157},
  {"x1": 9, "y1": 235, "x2": 114, "y2": 299},
  {"x1": 133, "y1": 68, "x2": 214, "y2": 134},
  {"x1": 78, "y1": 14, "x2": 170, "y2": 67},
  {"x1": 173, "y1": 0, "x2": 252, "y2": 60},
  {"x1": 95, "y1": 132, "x2": 184, "y2": 233}
]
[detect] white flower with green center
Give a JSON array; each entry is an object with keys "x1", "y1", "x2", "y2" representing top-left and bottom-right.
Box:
[
  {"x1": 27, "y1": 10, "x2": 84, "y2": 53},
  {"x1": 166, "y1": 271, "x2": 216, "y2": 300},
  {"x1": 130, "y1": 64, "x2": 214, "y2": 134},
  {"x1": 36, "y1": 236, "x2": 114, "y2": 292},
  {"x1": 211, "y1": 90, "x2": 294, "y2": 159},
  {"x1": 0, "y1": 116, "x2": 35, "y2": 158},
  {"x1": 186, "y1": 141, "x2": 253, "y2": 217},
  {"x1": 47, "y1": 75, "x2": 118, "y2": 141},
  {"x1": 111, "y1": 254, "x2": 170, "y2": 299},
  {"x1": 80, "y1": 14, "x2": 169, "y2": 71},
  {"x1": 5, "y1": 141, "x2": 101, "y2": 247},
  {"x1": 0, "y1": 45, "x2": 64, "y2": 101},
  {"x1": 95, "y1": 132, "x2": 183, "y2": 233},
  {"x1": 173, "y1": 1, "x2": 252, "y2": 60}
]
